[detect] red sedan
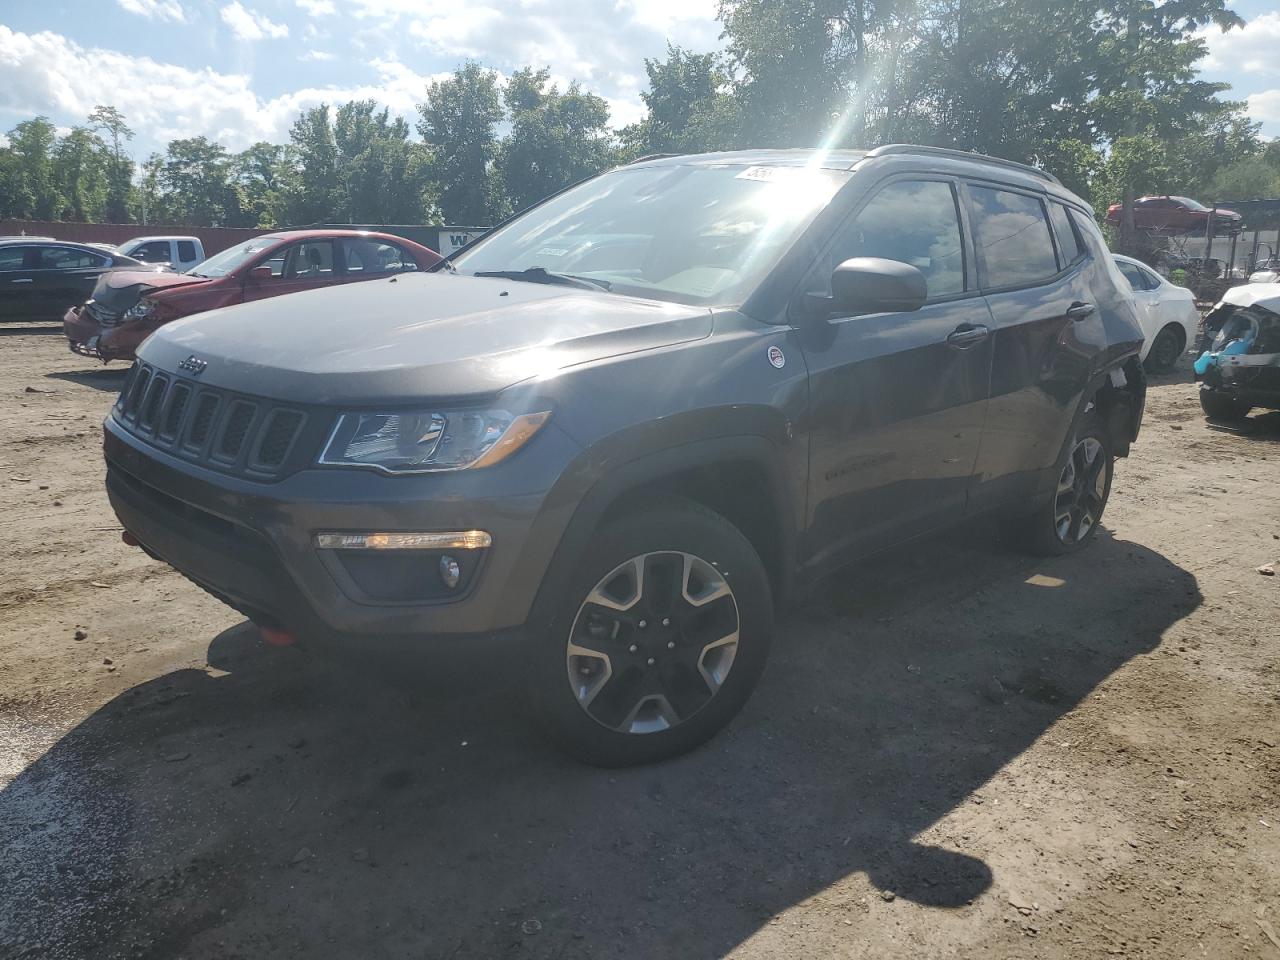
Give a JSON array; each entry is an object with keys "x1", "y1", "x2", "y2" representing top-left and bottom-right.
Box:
[
  {"x1": 64, "y1": 230, "x2": 441, "y2": 362},
  {"x1": 1104, "y1": 196, "x2": 1241, "y2": 234}
]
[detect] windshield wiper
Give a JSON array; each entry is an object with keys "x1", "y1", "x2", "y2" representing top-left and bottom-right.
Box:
[{"x1": 473, "y1": 266, "x2": 611, "y2": 292}]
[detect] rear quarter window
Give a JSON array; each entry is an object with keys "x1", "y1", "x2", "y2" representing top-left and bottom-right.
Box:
[
  {"x1": 177, "y1": 240, "x2": 198, "y2": 261},
  {"x1": 968, "y1": 185, "x2": 1059, "y2": 288}
]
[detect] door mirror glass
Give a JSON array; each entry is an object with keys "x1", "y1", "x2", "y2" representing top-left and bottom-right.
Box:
[{"x1": 828, "y1": 257, "x2": 927, "y2": 316}]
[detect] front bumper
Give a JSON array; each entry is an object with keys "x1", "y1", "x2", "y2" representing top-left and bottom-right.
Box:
[
  {"x1": 104, "y1": 413, "x2": 583, "y2": 645},
  {"x1": 63, "y1": 306, "x2": 148, "y2": 363}
]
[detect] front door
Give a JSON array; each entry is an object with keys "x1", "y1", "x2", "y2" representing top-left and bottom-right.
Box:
[
  {"x1": 242, "y1": 239, "x2": 342, "y2": 303},
  {"x1": 798, "y1": 177, "x2": 993, "y2": 569}
]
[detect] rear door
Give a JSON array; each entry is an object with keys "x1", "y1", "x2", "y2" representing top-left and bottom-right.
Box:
[
  {"x1": 337, "y1": 237, "x2": 421, "y2": 286},
  {"x1": 798, "y1": 176, "x2": 994, "y2": 566},
  {"x1": 0, "y1": 246, "x2": 36, "y2": 321},
  {"x1": 966, "y1": 184, "x2": 1106, "y2": 511}
]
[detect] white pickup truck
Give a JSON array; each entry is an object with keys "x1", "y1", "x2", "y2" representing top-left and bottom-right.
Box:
[{"x1": 115, "y1": 236, "x2": 206, "y2": 272}]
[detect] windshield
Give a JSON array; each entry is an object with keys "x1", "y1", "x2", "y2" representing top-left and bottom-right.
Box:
[
  {"x1": 452, "y1": 163, "x2": 850, "y2": 306},
  {"x1": 188, "y1": 237, "x2": 278, "y2": 277}
]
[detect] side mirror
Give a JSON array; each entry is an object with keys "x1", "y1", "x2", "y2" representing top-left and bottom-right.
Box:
[
  {"x1": 249, "y1": 265, "x2": 274, "y2": 283},
  {"x1": 827, "y1": 257, "x2": 927, "y2": 317}
]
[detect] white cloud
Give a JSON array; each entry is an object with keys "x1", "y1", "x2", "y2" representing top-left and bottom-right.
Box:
[
  {"x1": 300, "y1": 49, "x2": 335, "y2": 61},
  {"x1": 1198, "y1": 13, "x2": 1280, "y2": 77},
  {"x1": 115, "y1": 0, "x2": 186, "y2": 22},
  {"x1": 220, "y1": 1, "x2": 290, "y2": 41},
  {"x1": 0, "y1": 27, "x2": 445, "y2": 151},
  {"x1": 1246, "y1": 89, "x2": 1280, "y2": 129},
  {"x1": 295, "y1": 0, "x2": 335, "y2": 15}
]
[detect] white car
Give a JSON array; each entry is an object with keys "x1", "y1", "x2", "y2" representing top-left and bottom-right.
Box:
[
  {"x1": 1112, "y1": 254, "x2": 1200, "y2": 372},
  {"x1": 1248, "y1": 258, "x2": 1278, "y2": 284},
  {"x1": 115, "y1": 235, "x2": 206, "y2": 272}
]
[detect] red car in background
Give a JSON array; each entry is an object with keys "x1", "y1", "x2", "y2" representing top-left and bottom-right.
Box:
[
  {"x1": 64, "y1": 229, "x2": 441, "y2": 362},
  {"x1": 1104, "y1": 196, "x2": 1242, "y2": 234}
]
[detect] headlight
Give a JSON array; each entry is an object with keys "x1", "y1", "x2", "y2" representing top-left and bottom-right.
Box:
[
  {"x1": 125, "y1": 298, "x2": 157, "y2": 320},
  {"x1": 319, "y1": 408, "x2": 551, "y2": 473}
]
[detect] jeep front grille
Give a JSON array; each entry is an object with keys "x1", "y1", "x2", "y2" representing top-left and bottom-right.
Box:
[{"x1": 113, "y1": 361, "x2": 309, "y2": 482}]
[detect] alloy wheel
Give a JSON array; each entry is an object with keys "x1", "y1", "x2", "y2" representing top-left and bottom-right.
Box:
[
  {"x1": 566, "y1": 551, "x2": 740, "y2": 735},
  {"x1": 1054, "y1": 436, "x2": 1108, "y2": 544}
]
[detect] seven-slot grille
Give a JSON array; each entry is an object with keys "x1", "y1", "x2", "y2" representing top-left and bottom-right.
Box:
[{"x1": 114, "y1": 362, "x2": 308, "y2": 480}]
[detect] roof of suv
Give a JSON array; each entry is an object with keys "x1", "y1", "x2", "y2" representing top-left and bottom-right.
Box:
[{"x1": 628, "y1": 144, "x2": 1060, "y2": 185}]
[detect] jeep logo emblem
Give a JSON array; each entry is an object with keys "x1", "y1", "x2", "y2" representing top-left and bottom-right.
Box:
[{"x1": 178, "y1": 355, "x2": 208, "y2": 375}]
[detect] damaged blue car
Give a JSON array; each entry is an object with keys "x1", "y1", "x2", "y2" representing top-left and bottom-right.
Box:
[{"x1": 1194, "y1": 283, "x2": 1280, "y2": 420}]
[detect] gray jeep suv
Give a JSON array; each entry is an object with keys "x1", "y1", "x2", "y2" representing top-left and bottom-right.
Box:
[{"x1": 104, "y1": 146, "x2": 1147, "y2": 765}]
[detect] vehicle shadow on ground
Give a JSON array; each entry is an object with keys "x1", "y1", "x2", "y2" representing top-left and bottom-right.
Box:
[
  {"x1": 0, "y1": 522, "x2": 1200, "y2": 959},
  {"x1": 0, "y1": 323, "x2": 62, "y2": 336},
  {"x1": 45, "y1": 368, "x2": 130, "y2": 392},
  {"x1": 1205, "y1": 409, "x2": 1280, "y2": 441}
]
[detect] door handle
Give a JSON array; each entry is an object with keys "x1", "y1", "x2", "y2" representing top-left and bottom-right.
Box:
[
  {"x1": 946, "y1": 323, "x2": 990, "y2": 348},
  {"x1": 1066, "y1": 301, "x2": 1096, "y2": 321},
  {"x1": 10, "y1": 278, "x2": 33, "y2": 284}
]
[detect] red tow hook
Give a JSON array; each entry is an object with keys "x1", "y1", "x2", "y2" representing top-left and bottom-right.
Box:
[
  {"x1": 121, "y1": 530, "x2": 140, "y2": 546},
  {"x1": 260, "y1": 626, "x2": 298, "y2": 647}
]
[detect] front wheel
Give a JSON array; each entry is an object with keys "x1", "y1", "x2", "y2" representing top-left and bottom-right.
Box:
[
  {"x1": 1199, "y1": 389, "x2": 1251, "y2": 421},
  {"x1": 1027, "y1": 414, "x2": 1114, "y2": 556},
  {"x1": 530, "y1": 499, "x2": 773, "y2": 766}
]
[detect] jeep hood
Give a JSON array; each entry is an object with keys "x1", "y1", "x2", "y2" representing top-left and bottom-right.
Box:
[
  {"x1": 137, "y1": 272, "x2": 714, "y2": 402},
  {"x1": 90, "y1": 269, "x2": 209, "y2": 314}
]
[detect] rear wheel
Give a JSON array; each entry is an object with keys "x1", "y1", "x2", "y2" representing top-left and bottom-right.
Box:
[
  {"x1": 1199, "y1": 388, "x2": 1251, "y2": 421},
  {"x1": 1027, "y1": 413, "x2": 1113, "y2": 556},
  {"x1": 1144, "y1": 324, "x2": 1184, "y2": 373},
  {"x1": 530, "y1": 499, "x2": 772, "y2": 766}
]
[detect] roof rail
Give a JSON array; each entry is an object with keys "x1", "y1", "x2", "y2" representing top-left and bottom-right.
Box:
[
  {"x1": 626, "y1": 153, "x2": 681, "y2": 165},
  {"x1": 866, "y1": 144, "x2": 1060, "y2": 185}
]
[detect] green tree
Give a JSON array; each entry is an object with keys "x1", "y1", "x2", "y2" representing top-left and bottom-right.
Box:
[
  {"x1": 87, "y1": 105, "x2": 135, "y2": 222},
  {"x1": 621, "y1": 45, "x2": 739, "y2": 155},
  {"x1": 281, "y1": 105, "x2": 341, "y2": 224},
  {"x1": 157, "y1": 136, "x2": 240, "y2": 226},
  {"x1": 4, "y1": 118, "x2": 61, "y2": 219},
  {"x1": 417, "y1": 61, "x2": 505, "y2": 224},
  {"x1": 233, "y1": 142, "x2": 290, "y2": 227},
  {"x1": 52, "y1": 126, "x2": 108, "y2": 221},
  {"x1": 498, "y1": 68, "x2": 617, "y2": 212},
  {"x1": 334, "y1": 100, "x2": 432, "y2": 223}
]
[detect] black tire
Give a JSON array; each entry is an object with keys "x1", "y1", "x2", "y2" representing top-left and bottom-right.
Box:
[
  {"x1": 529, "y1": 498, "x2": 773, "y2": 766},
  {"x1": 1199, "y1": 388, "x2": 1251, "y2": 421},
  {"x1": 1027, "y1": 412, "x2": 1114, "y2": 557},
  {"x1": 1143, "y1": 325, "x2": 1184, "y2": 373}
]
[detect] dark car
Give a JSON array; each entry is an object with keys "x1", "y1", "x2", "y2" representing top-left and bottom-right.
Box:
[
  {"x1": 63, "y1": 230, "x2": 441, "y2": 362},
  {"x1": 102, "y1": 146, "x2": 1147, "y2": 765},
  {"x1": 1104, "y1": 196, "x2": 1242, "y2": 234},
  {"x1": 0, "y1": 239, "x2": 161, "y2": 323}
]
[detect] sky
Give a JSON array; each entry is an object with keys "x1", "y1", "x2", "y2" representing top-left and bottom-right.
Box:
[{"x1": 0, "y1": 0, "x2": 1276, "y2": 158}]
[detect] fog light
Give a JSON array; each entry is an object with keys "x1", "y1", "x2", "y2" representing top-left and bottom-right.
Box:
[{"x1": 439, "y1": 555, "x2": 461, "y2": 589}]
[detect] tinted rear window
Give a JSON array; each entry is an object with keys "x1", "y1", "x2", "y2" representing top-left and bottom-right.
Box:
[
  {"x1": 969, "y1": 186, "x2": 1059, "y2": 288},
  {"x1": 1048, "y1": 203, "x2": 1083, "y2": 266},
  {"x1": 177, "y1": 240, "x2": 197, "y2": 261}
]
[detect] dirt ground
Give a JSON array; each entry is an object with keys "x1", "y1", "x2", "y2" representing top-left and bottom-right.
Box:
[{"x1": 0, "y1": 326, "x2": 1277, "y2": 960}]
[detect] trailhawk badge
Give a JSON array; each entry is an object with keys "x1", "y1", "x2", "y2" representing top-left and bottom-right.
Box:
[{"x1": 767, "y1": 345, "x2": 786, "y2": 369}]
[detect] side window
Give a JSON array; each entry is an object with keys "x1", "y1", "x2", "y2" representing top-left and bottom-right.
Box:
[
  {"x1": 968, "y1": 186, "x2": 1059, "y2": 288},
  {"x1": 1048, "y1": 203, "x2": 1083, "y2": 267},
  {"x1": 1115, "y1": 261, "x2": 1147, "y2": 290},
  {"x1": 284, "y1": 240, "x2": 336, "y2": 279},
  {"x1": 132, "y1": 241, "x2": 172, "y2": 263},
  {"x1": 1136, "y1": 265, "x2": 1163, "y2": 290},
  {"x1": 39, "y1": 247, "x2": 107, "y2": 270},
  {"x1": 176, "y1": 240, "x2": 198, "y2": 262},
  {"x1": 0, "y1": 247, "x2": 29, "y2": 271},
  {"x1": 809, "y1": 179, "x2": 966, "y2": 300},
  {"x1": 344, "y1": 239, "x2": 417, "y2": 275}
]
